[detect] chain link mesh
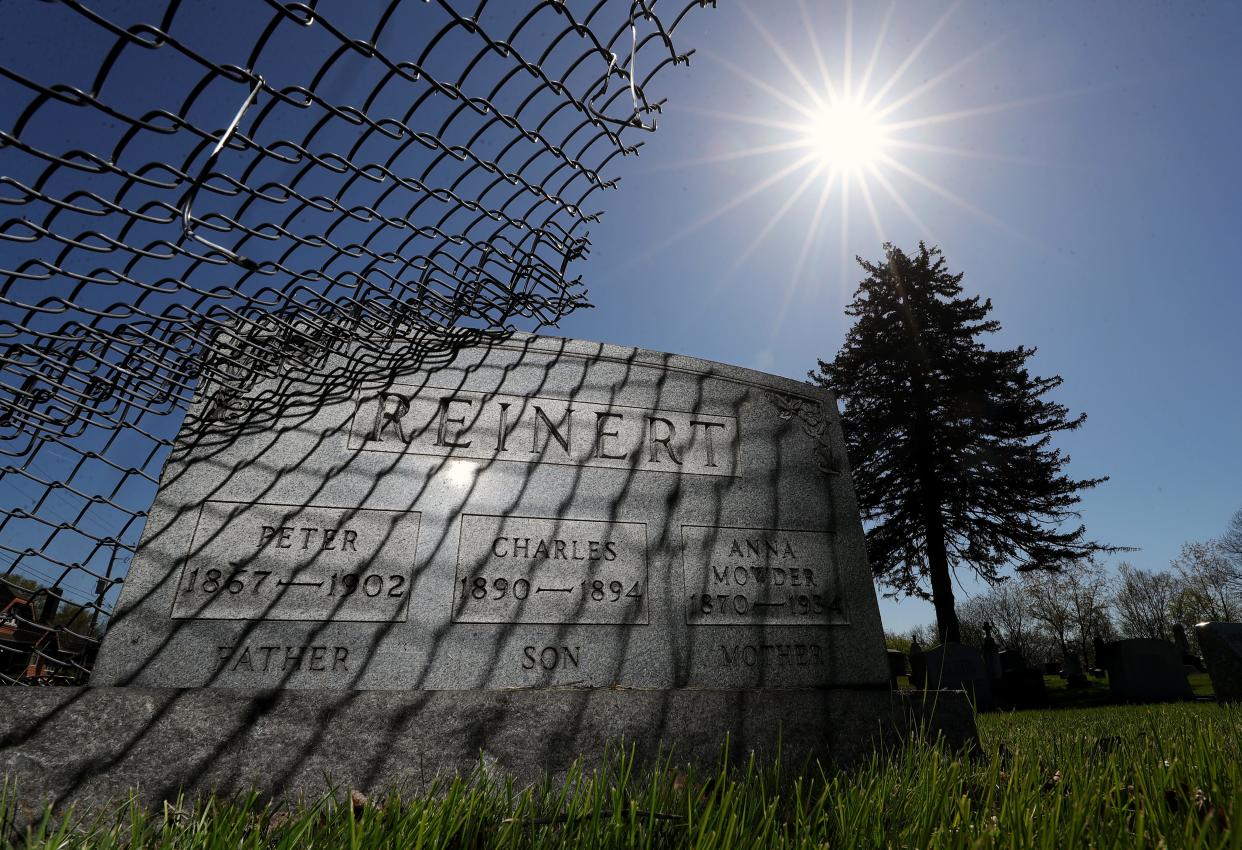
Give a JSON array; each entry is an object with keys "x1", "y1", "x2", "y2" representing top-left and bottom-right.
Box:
[{"x1": 0, "y1": 0, "x2": 709, "y2": 684}]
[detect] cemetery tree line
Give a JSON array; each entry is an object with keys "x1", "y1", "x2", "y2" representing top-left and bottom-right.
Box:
[
  {"x1": 813, "y1": 243, "x2": 1116, "y2": 643},
  {"x1": 897, "y1": 512, "x2": 1242, "y2": 665}
]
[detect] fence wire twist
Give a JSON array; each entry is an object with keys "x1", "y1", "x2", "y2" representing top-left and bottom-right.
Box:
[{"x1": 0, "y1": 0, "x2": 709, "y2": 684}]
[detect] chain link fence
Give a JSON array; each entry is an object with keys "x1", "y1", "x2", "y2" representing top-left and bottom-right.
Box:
[{"x1": 0, "y1": 0, "x2": 709, "y2": 684}]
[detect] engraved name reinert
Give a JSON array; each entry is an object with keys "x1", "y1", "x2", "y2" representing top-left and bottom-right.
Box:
[{"x1": 350, "y1": 385, "x2": 737, "y2": 476}]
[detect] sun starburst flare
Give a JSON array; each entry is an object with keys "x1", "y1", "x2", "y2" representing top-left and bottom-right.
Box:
[
  {"x1": 639, "y1": 0, "x2": 1068, "y2": 317},
  {"x1": 799, "y1": 97, "x2": 891, "y2": 172}
]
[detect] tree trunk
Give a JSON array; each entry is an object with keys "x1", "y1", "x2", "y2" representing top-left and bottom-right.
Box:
[
  {"x1": 928, "y1": 534, "x2": 961, "y2": 644},
  {"x1": 890, "y1": 261, "x2": 960, "y2": 645}
]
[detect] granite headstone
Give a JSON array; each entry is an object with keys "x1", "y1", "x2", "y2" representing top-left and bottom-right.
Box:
[
  {"x1": 981, "y1": 623, "x2": 1002, "y2": 682},
  {"x1": 1062, "y1": 650, "x2": 1088, "y2": 688},
  {"x1": 1173, "y1": 623, "x2": 1190, "y2": 655},
  {"x1": 92, "y1": 334, "x2": 880, "y2": 692},
  {"x1": 908, "y1": 636, "x2": 926, "y2": 686},
  {"x1": 1102, "y1": 638, "x2": 1192, "y2": 703},
  {"x1": 887, "y1": 649, "x2": 908, "y2": 689},
  {"x1": 1171, "y1": 623, "x2": 1203, "y2": 671},
  {"x1": 996, "y1": 649, "x2": 1048, "y2": 710},
  {"x1": 1195, "y1": 621, "x2": 1242, "y2": 703},
  {"x1": 1092, "y1": 634, "x2": 1107, "y2": 675},
  {"x1": 917, "y1": 643, "x2": 993, "y2": 711},
  {"x1": 0, "y1": 333, "x2": 982, "y2": 807}
]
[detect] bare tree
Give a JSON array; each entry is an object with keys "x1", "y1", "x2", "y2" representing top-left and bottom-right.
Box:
[
  {"x1": 1025, "y1": 575, "x2": 1071, "y2": 657},
  {"x1": 959, "y1": 582, "x2": 1041, "y2": 660},
  {"x1": 903, "y1": 623, "x2": 940, "y2": 651},
  {"x1": 954, "y1": 596, "x2": 990, "y2": 650},
  {"x1": 1112, "y1": 563, "x2": 1179, "y2": 640},
  {"x1": 1024, "y1": 559, "x2": 1111, "y2": 663},
  {"x1": 1171, "y1": 540, "x2": 1242, "y2": 623},
  {"x1": 1220, "y1": 509, "x2": 1242, "y2": 570},
  {"x1": 884, "y1": 631, "x2": 915, "y2": 653}
]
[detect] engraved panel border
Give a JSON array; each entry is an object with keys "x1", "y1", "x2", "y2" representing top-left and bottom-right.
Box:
[
  {"x1": 680, "y1": 525, "x2": 849, "y2": 627},
  {"x1": 171, "y1": 500, "x2": 421, "y2": 622},
  {"x1": 452, "y1": 513, "x2": 650, "y2": 625}
]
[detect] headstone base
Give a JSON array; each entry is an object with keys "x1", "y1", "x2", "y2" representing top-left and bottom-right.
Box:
[{"x1": 1, "y1": 687, "x2": 976, "y2": 817}]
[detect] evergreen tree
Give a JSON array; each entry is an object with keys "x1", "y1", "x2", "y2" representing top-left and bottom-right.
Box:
[{"x1": 811, "y1": 242, "x2": 1115, "y2": 643}]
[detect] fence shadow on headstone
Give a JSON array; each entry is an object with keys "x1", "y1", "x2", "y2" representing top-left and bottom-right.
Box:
[
  {"x1": 0, "y1": 2, "x2": 980, "y2": 813},
  {"x1": 0, "y1": 329, "x2": 965, "y2": 813}
]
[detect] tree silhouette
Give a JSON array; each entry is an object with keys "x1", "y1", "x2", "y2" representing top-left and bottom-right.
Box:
[
  {"x1": 1221, "y1": 508, "x2": 1242, "y2": 570},
  {"x1": 812, "y1": 243, "x2": 1116, "y2": 642}
]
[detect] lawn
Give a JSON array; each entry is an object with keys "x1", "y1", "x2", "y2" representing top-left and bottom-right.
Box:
[{"x1": 7, "y1": 702, "x2": 1242, "y2": 849}]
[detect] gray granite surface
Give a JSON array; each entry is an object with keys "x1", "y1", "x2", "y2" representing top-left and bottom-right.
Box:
[
  {"x1": 915, "y1": 643, "x2": 993, "y2": 711},
  {"x1": 1196, "y1": 621, "x2": 1242, "y2": 702},
  {"x1": 91, "y1": 334, "x2": 889, "y2": 692},
  {"x1": 35, "y1": 336, "x2": 955, "y2": 810},
  {"x1": 1102, "y1": 638, "x2": 1192, "y2": 703},
  {"x1": 0, "y1": 686, "x2": 977, "y2": 819}
]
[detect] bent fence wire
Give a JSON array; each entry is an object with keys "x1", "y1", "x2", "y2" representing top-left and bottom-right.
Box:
[{"x1": 0, "y1": 0, "x2": 709, "y2": 684}]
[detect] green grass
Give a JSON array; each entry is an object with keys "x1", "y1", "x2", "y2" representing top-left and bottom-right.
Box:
[
  {"x1": 7, "y1": 703, "x2": 1242, "y2": 849},
  {"x1": 1191, "y1": 673, "x2": 1216, "y2": 697},
  {"x1": 1039, "y1": 672, "x2": 1116, "y2": 708},
  {"x1": 1038, "y1": 672, "x2": 1215, "y2": 708}
]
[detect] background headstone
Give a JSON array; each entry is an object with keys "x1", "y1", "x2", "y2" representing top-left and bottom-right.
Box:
[
  {"x1": 917, "y1": 643, "x2": 993, "y2": 711},
  {"x1": 1102, "y1": 638, "x2": 1193, "y2": 703},
  {"x1": 1062, "y1": 651, "x2": 1089, "y2": 688},
  {"x1": 981, "y1": 623, "x2": 1003, "y2": 682},
  {"x1": 1195, "y1": 621, "x2": 1242, "y2": 703},
  {"x1": 1092, "y1": 634, "x2": 1108, "y2": 676},
  {"x1": 998, "y1": 648, "x2": 1025, "y2": 675},
  {"x1": 887, "y1": 649, "x2": 908, "y2": 689},
  {"x1": 1173, "y1": 623, "x2": 1190, "y2": 654},
  {"x1": 1172, "y1": 623, "x2": 1203, "y2": 671},
  {"x1": 908, "y1": 637, "x2": 926, "y2": 689},
  {"x1": 996, "y1": 648, "x2": 1048, "y2": 710}
]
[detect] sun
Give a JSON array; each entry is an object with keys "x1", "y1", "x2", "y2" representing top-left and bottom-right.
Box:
[
  {"x1": 801, "y1": 98, "x2": 889, "y2": 171},
  {"x1": 639, "y1": 1, "x2": 1032, "y2": 310}
]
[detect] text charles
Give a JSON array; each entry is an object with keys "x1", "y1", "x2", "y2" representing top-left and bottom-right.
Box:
[{"x1": 491, "y1": 536, "x2": 618, "y2": 561}]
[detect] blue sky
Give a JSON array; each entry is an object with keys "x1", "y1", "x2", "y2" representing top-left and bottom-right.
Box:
[{"x1": 558, "y1": 1, "x2": 1242, "y2": 632}]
